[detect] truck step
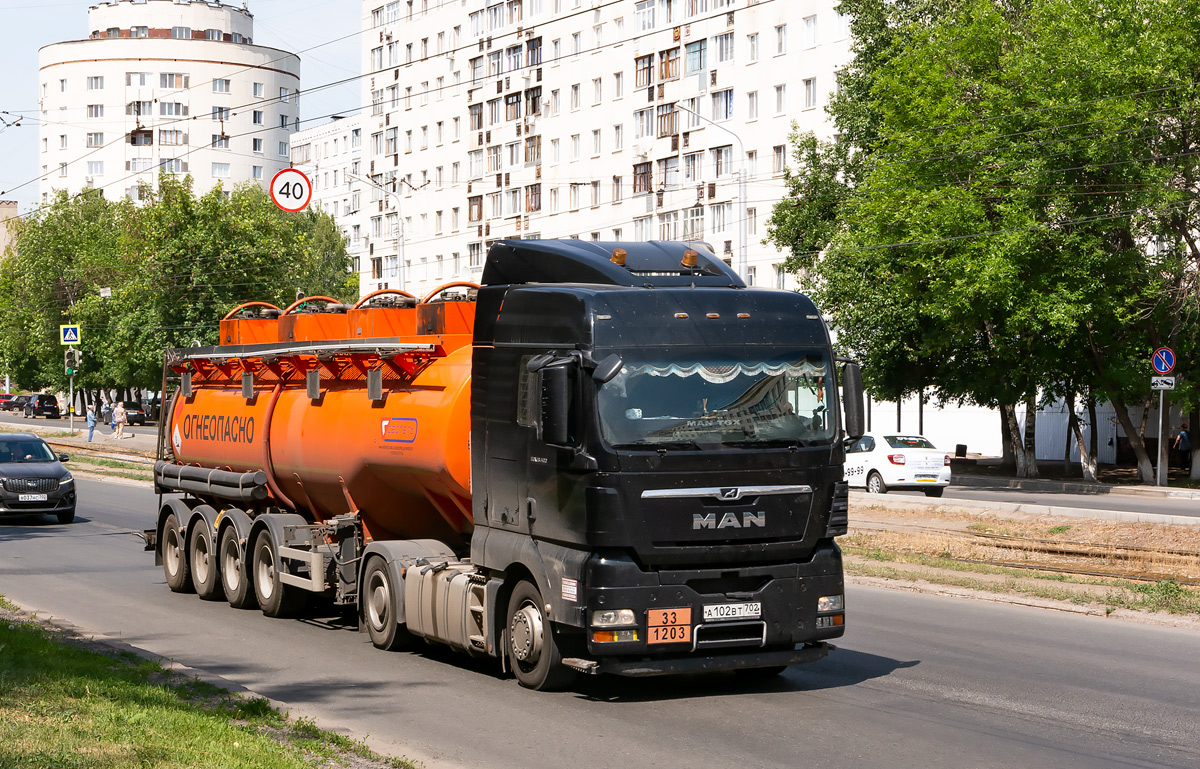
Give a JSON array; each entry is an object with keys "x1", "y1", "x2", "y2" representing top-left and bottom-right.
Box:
[
  {"x1": 563, "y1": 657, "x2": 600, "y2": 674},
  {"x1": 468, "y1": 634, "x2": 486, "y2": 650}
]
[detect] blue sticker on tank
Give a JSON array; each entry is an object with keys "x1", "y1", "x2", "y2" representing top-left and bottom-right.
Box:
[{"x1": 382, "y1": 417, "x2": 418, "y2": 443}]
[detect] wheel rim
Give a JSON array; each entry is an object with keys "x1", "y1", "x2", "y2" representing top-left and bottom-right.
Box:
[
  {"x1": 366, "y1": 569, "x2": 390, "y2": 633},
  {"x1": 193, "y1": 532, "x2": 212, "y2": 584},
  {"x1": 510, "y1": 600, "x2": 543, "y2": 666},
  {"x1": 164, "y1": 525, "x2": 182, "y2": 576},
  {"x1": 255, "y1": 541, "x2": 276, "y2": 601},
  {"x1": 868, "y1": 474, "x2": 881, "y2": 493},
  {"x1": 221, "y1": 535, "x2": 242, "y2": 592}
]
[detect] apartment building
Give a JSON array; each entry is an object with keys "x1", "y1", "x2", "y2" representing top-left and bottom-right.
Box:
[
  {"x1": 290, "y1": 115, "x2": 370, "y2": 282},
  {"x1": 357, "y1": 0, "x2": 851, "y2": 296},
  {"x1": 38, "y1": 0, "x2": 300, "y2": 206}
]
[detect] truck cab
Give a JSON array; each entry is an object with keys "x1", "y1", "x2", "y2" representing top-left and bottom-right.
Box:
[{"x1": 471, "y1": 239, "x2": 863, "y2": 686}]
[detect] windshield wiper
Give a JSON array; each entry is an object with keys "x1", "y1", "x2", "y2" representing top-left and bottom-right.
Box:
[
  {"x1": 616, "y1": 440, "x2": 703, "y2": 450},
  {"x1": 721, "y1": 438, "x2": 809, "y2": 448}
]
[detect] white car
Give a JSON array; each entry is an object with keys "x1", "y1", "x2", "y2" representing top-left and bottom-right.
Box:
[{"x1": 844, "y1": 433, "x2": 951, "y2": 497}]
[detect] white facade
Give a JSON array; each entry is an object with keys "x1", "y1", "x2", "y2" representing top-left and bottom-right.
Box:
[
  {"x1": 38, "y1": 0, "x2": 301, "y2": 206},
  {"x1": 290, "y1": 115, "x2": 369, "y2": 289},
  {"x1": 356, "y1": 0, "x2": 852, "y2": 297}
]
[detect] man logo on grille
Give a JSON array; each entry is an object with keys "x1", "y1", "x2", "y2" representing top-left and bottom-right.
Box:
[{"x1": 721, "y1": 488, "x2": 740, "y2": 500}]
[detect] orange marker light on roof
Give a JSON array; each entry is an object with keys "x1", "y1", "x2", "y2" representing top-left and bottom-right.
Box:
[
  {"x1": 611, "y1": 247, "x2": 627, "y2": 266},
  {"x1": 681, "y1": 249, "x2": 699, "y2": 268}
]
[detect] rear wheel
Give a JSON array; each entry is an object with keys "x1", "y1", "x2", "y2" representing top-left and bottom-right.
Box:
[
  {"x1": 924, "y1": 487, "x2": 945, "y2": 498},
  {"x1": 866, "y1": 471, "x2": 888, "y2": 494},
  {"x1": 189, "y1": 522, "x2": 225, "y2": 601},
  {"x1": 219, "y1": 525, "x2": 257, "y2": 609},
  {"x1": 362, "y1": 557, "x2": 414, "y2": 651},
  {"x1": 507, "y1": 580, "x2": 574, "y2": 691},
  {"x1": 252, "y1": 529, "x2": 305, "y2": 618},
  {"x1": 162, "y1": 513, "x2": 194, "y2": 593}
]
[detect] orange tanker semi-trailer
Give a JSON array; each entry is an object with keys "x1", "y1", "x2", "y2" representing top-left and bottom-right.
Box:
[{"x1": 147, "y1": 239, "x2": 863, "y2": 691}]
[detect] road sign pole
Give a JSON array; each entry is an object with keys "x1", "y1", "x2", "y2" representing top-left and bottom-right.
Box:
[
  {"x1": 69, "y1": 373, "x2": 74, "y2": 434},
  {"x1": 1156, "y1": 389, "x2": 1165, "y2": 486}
]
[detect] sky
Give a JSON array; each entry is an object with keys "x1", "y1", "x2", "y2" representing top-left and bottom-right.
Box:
[{"x1": 0, "y1": 0, "x2": 364, "y2": 216}]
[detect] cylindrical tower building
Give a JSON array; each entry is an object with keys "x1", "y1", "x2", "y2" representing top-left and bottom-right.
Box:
[{"x1": 38, "y1": 0, "x2": 300, "y2": 206}]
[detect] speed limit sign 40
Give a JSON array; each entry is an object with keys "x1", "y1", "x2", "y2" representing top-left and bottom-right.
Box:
[{"x1": 270, "y1": 168, "x2": 313, "y2": 212}]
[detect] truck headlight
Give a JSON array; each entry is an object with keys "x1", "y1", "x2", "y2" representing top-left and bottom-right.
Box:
[
  {"x1": 591, "y1": 608, "x2": 636, "y2": 627},
  {"x1": 817, "y1": 594, "x2": 843, "y2": 613}
]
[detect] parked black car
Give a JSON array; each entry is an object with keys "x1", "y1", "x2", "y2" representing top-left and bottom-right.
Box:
[
  {"x1": 121, "y1": 401, "x2": 148, "y2": 426},
  {"x1": 24, "y1": 394, "x2": 61, "y2": 420},
  {"x1": 0, "y1": 434, "x2": 75, "y2": 524},
  {"x1": 0, "y1": 395, "x2": 29, "y2": 413}
]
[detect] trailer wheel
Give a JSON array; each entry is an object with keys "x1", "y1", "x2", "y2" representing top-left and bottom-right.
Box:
[
  {"x1": 219, "y1": 525, "x2": 257, "y2": 609},
  {"x1": 362, "y1": 557, "x2": 414, "y2": 651},
  {"x1": 506, "y1": 581, "x2": 574, "y2": 691},
  {"x1": 189, "y1": 521, "x2": 225, "y2": 602},
  {"x1": 162, "y1": 512, "x2": 194, "y2": 593},
  {"x1": 253, "y1": 529, "x2": 305, "y2": 618}
]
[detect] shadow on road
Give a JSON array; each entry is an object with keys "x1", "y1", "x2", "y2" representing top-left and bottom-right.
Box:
[
  {"x1": 576, "y1": 648, "x2": 919, "y2": 702},
  {"x1": 0, "y1": 516, "x2": 90, "y2": 542}
]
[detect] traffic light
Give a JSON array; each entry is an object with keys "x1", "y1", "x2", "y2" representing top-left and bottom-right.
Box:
[{"x1": 64, "y1": 348, "x2": 80, "y2": 375}]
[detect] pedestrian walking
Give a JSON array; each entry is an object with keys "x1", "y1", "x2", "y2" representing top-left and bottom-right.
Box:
[
  {"x1": 113, "y1": 401, "x2": 127, "y2": 440},
  {"x1": 85, "y1": 403, "x2": 97, "y2": 442},
  {"x1": 1174, "y1": 424, "x2": 1191, "y2": 470}
]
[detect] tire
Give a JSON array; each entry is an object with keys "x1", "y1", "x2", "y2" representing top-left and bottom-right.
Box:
[
  {"x1": 252, "y1": 529, "x2": 305, "y2": 618},
  {"x1": 189, "y1": 521, "x2": 225, "y2": 601},
  {"x1": 362, "y1": 556, "x2": 415, "y2": 651},
  {"x1": 219, "y1": 525, "x2": 257, "y2": 609},
  {"x1": 866, "y1": 471, "x2": 888, "y2": 494},
  {"x1": 924, "y1": 487, "x2": 945, "y2": 498},
  {"x1": 162, "y1": 512, "x2": 194, "y2": 593},
  {"x1": 506, "y1": 580, "x2": 575, "y2": 691},
  {"x1": 55, "y1": 507, "x2": 75, "y2": 525}
]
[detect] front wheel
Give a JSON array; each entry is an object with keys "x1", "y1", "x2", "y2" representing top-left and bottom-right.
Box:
[
  {"x1": 55, "y1": 507, "x2": 75, "y2": 525},
  {"x1": 866, "y1": 471, "x2": 888, "y2": 494},
  {"x1": 253, "y1": 529, "x2": 305, "y2": 618},
  {"x1": 162, "y1": 512, "x2": 194, "y2": 593},
  {"x1": 219, "y1": 525, "x2": 257, "y2": 609},
  {"x1": 189, "y1": 522, "x2": 225, "y2": 601},
  {"x1": 507, "y1": 581, "x2": 574, "y2": 691}
]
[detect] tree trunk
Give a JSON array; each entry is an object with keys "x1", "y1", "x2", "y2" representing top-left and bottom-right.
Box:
[
  {"x1": 1002, "y1": 403, "x2": 1027, "y2": 477},
  {"x1": 1067, "y1": 390, "x2": 1099, "y2": 483},
  {"x1": 1190, "y1": 409, "x2": 1199, "y2": 482},
  {"x1": 1108, "y1": 390, "x2": 1155, "y2": 483},
  {"x1": 1062, "y1": 391, "x2": 1073, "y2": 476},
  {"x1": 1087, "y1": 393, "x2": 1099, "y2": 466},
  {"x1": 1022, "y1": 393, "x2": 1038, "y2": 479},
  {"x1": 1000, "y1": 407, "x2": 1016, "y2": 472}
]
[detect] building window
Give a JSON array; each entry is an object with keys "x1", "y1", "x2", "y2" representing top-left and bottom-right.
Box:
[
  {"x1": 86, "y1": 132, "x2": 104, "y2": 147},
  {"x1": 685, "y1": 40, "x2": 706, "y2": 74},
  {"x1": 803, "y1": 15, "x2": 817, "y2": 47},
  {"x1": 126, "y1": 100, "x2": 152, "y2": 117},
  {"x1": 506, "y1": 92, "x2": 521, "y2": 120},
  {"x1": 160, "y1": 102, "x2": 186, "y2": 116},
  {"x1": 525, "y1": 135, "x2": 541, "y2": 163},
  {"x1": 659, "y1": 211, "x2": 678, "y2": 240},
  {"x1": 171, "y1": 27, "x2": 191, "y2": 39},
  {"x1": 593, "y1": 77, "x2": 603, "y2": 104},
  {"x1": 213, "y1": 107, "x2": 232, "y2": 121},
  {"x1": 571, "y1": 134, "x2": 581, "y2": 160},
  {"x1": 613, "y1": 124, "x2": 623, "y2": 151},
  {"x1": 129, "y1": 130, "x2": 152, "y2": 146},
  {"x1": 684, "y1": 151, "x2": 702, "y2": 182},
  {"x1": 659, "y1": 48, "x2": 679, "y2": 80},
  {"x1": 773, "y1": 145, "x2": 786, "y2": 173},
  {"x1": 253, "y1": 82, "x2": 265, "y2": 98},
  {"x1": 748, "y1": 91, "x2": 758, "y2": 120},
  {"x1": 635, "y1": 0, "x2": 655, "y2": 31},
  {"x1": 612, "y1": 175, "x2": 623, "y2": 202},
  {"x1": 252, "y1": 138, "x2": 264, "y2": 153},
  {"x1": 635, "y1": 55, "x2": 654, "y2": 88},
  {"x1": 634, "y1": 108, "x2": 654, "y2": 138},
  {"x1": 711, "y1": 89, "x2": 733, "y2": 122},
  {"x1": 682, "y1": 206, "x2": 703, "y2": 240},
  {"x1": 656, "y1": 104, "x2": 678, "y2": 137},
  {"x1": 252, "y1": 166, "x2": 263, "y2": 181},
  {"x1": 526, "y1": 86, "x2": 542, "y2": 115},
  {"x1": 58, "y1": 163, "x2": 68, "y2": 177},
  {"x1": 571, "y1": 84, "x2": 580, "y2": 110},
  {"x1": 87, "y1": 76, "x2": 104, "y2": 90},
  {"x1": 159, "y1": 130, "x2": 184, "y2": 145},
  {"x1": 279, "y1": 142, "x2": 289, "y2": 157},
  {"x1": 710, "y1": 202, "x2": 732, "y2": 232},
  {"x1": 161, "y1": 73, "x2": 188, "y2": 89},
  {"x1": 803, "y1": 78, "x2": 816, "y2": 109},
  {"x1": 469, "y1": 242, "x2": 483, "y2": 267},
  {"x1": 87, "y1": 160, "x2": 104, "y2": 176},
  {"x1": 712, "y1": 145, "x2": 733, "y2": 176},
  {"x1": 714, "y1": 33, "x2": 733, "y2": 63},
  {"x1": 87, "y1": 104, "x2": 104, "y2": 118},
  {"x1": 748, "y1": 33, "x2": 759, "y2": 62},
  {"x1": 525, "y1": 183, "x2": 541, "y2": 211},
  {"x1": 213, "y1": 79, "x2": 230, "y2": 94},
  {"x1": 132, "y1": 26, "x2": 148, "y2": 38},
  {"x1": 633, "y1": 162, "x2": 652, "y2": 193},
  {"x1": 126, "y1": 72, "x2": 151, "y2": 86},
  {"x1": 212, "y1": 163, "x2": 231, "y2": 178},
  {"x1": 776, "y1": 84, "x2": 787, "y2": 113},
  {"x1": 776, "y1": 24, "x2": 788, "y2": 54},
  {"x1": 746, "y1": 150, "x2": 757, "y2": 176}
]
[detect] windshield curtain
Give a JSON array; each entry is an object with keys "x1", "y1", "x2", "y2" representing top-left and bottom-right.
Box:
[
  {"x1": 597, "y1": 352, "x2": 836, "y2": 447},
  {"x1": 0, "y1": 440, "x2": 56, "y2": 463}
]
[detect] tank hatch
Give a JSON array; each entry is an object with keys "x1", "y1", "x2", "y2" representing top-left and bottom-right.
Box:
[{"x1": 482, "y1": 239, "x2": 745, "y2": 288}]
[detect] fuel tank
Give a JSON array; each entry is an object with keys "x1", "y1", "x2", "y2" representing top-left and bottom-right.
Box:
[{"x1": 167, "y1": 286, "x2": 478, "y2": 548}]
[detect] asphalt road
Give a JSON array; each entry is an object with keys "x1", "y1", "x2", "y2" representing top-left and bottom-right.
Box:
[
  {"x1": 0, "y1": 409, "x2": 158, "y2": 438},
  {"x1": 1, "y1": 479, "x2": 1198, "y2": 769}
]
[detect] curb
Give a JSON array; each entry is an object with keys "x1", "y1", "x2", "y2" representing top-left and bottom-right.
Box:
[
  {"x1": 953, "y1": 473, "x2": 1200, "y2": 500},
  {"x1": 849, "y1": 491, "x2": 1200, "y2": 526}
]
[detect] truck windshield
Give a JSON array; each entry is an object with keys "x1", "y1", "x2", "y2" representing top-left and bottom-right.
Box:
[{"x1": 597, "y1": 352, "x2": 835, "y2": 448}]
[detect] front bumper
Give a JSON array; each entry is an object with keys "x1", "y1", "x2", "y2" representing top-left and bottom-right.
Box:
[
  {"x1": 578, "y1": 543, "x2": 844, "y2": 675},
  {"x1": 0, "y1": 489, "x2": 75, "y2": 516}
]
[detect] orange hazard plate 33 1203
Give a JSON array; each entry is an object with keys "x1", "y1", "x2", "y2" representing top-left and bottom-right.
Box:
[{"x1": 647, "y1": 608, "x2": 692, "y2": 644}]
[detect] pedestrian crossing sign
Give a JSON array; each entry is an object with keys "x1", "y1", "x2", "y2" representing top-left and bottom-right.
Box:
[{"x1": 60, "y1": 324, "x2": 81, "y2": 345}]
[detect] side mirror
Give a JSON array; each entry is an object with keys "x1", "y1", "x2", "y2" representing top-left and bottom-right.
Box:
[
  {"x1": 58, "y1": 453, "x2": 70, "y2": 462},
  {"x1": 540, "y1": 366, "x2": 571, "y2": 446},
  {"x1": 841, "y1": 362, "x2": 865, "y2": 441},
  {"x1": 592, "y1": 354, "x2": 624, "y2": 384}
]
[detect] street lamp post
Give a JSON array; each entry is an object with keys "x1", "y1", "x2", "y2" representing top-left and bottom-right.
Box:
[
  {"x1": 673, "y1": 103, "x2": 748, "y2": 280},
  {"x1": 349, "y1": 173, "x2": 406, "y2": 291}
]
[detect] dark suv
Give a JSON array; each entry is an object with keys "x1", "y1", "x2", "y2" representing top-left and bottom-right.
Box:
[
  {"x1": 24, "y1": 395, "x2": 61, "y2": 420},
  {"x1": 121, "y1": 401, "x2": 148, "y2": 426},
  {"x1": 0, "y1": 433, "x2": 75, "y2": 524}
]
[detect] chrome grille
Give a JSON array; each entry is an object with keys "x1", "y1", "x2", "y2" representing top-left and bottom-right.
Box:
[{"x1": 4, "y1": 478, "x2": 60, "y2": 493}]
